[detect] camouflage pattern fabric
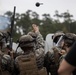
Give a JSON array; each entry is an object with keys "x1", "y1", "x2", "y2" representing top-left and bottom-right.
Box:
[
  {"x1": 17, "y1": 33, "x2": 46, "y2": 74},
  {"x1": 35, "y1": 48, "x2": 44, "y2": 69},
  {"x1": 0, "y1": 53, "x2": 12, "y2": 75},
  {"x1": 35, "y1": 32, "x2": 45, "y2": 49},
  {"x1": 63, "y1": 33, "x2": 76, "y2": 47},
  {"x1": 15, "y1": 52, "x2": 47, "y2": 75},
  {"x1": 58, "y1": 54, "x2": 66, "y2": 64},
  {"x1": 15, "y1": 52, "x2": 39, "y2": 75},
  {"x1": 34, "y1": 32, "x2": 45, "y2": 70},
  {"x1": 27, "y1": 31, "x2": 37, "y2": 38},
  {"x1": 28, "y1": 31, "x2": 45, "y2": 70},
  {"x1": 38, "y1": 67, "x2": 47, "y2": 75},
  {"x1": 19, "y1": 35, "x2": 35, "y2": 48},
  {"x1": 28, "y1": 31, "x2": 45, "y2": 49},
  {"x1": 44, "y1": 47, "x2": 62, "y2": 75}
]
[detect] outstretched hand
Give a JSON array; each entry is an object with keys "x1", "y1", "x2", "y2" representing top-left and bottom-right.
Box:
[{"x1": 32, "y1": 24, "x2": 39, "y2": 33}]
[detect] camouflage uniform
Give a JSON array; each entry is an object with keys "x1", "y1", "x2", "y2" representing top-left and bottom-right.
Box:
[
  {"x1": 50, "y1": 33, "x2": 76, "y2": 75},
  {"x1": 28, "y1": 31, "x2": 45, "y2": 69},
  {"x1": 15, "y1": 35, "x2": 47, "y2": 75},
  {"x1": 0, "y1": 31, "x2": 12, "y2": 75},
  {"x1": 59, "y1": 33, "x2": 76, "y2": 63},
  {"x1": 49, "y1": 47, "x2": 61, "y2": 75},
  {"x1": 44, "y1": 31, "x2": 65, "y2": 75},
  {"x1": 27, "y1": 31, "x2": 45, "y2": 49}
]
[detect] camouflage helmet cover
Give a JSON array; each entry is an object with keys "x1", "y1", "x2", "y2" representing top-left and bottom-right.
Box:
[
  {"x1": 19, "y1": 35, "x2": 35, "y2": 47},
  {"x1": 27, "y1": 31, "x2": 37, "y2": 38},
  {"x1": 64, "y1": 33, "x2": 76, "y2": 40},
  {"x1": 2, "y1": 54, "x2": 11, "y2": 65},
  {"x1": 63, "y1": 33, "x2": 76, "y2": 47}
]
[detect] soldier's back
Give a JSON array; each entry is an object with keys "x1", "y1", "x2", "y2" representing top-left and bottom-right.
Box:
[
  {"x1": 15, "y1": 52, "x2": 39, "y2": 75},
  {"x1": 15, "y1": 52, "x2": 47, "y2": 75}
]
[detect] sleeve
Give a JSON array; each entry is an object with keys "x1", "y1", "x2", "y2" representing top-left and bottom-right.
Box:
[
  {"x1": 36, "y1": 32, "x2": 45, "y2": 48},
  {"x1": 65, "y1": 41, "x2": 76, "y2": 67}
]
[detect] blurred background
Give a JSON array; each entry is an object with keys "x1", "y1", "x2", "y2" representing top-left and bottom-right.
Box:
[{"x1": 0, "y1": 0, "x2": 76, "y2": 41}]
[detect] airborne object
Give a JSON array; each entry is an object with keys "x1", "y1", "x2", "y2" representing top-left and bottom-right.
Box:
[{"x1": 35, "y1": 2, "x2": 43, "y2": 7}]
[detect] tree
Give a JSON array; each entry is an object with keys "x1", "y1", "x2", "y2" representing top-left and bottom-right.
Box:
[
  {"x1": 61, "y1": 10, "x2": 73, "y2": 22},
  {"x1": 54, "y1": 10, "x2": 62, "y2": 23}
]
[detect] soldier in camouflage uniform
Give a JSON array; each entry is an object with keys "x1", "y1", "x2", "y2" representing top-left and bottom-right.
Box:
[
  {"x1": 28, "y1": 24, "x2": 45, "y2": 69},
  {"x1": 15, "y1": 34, "x2": 47, "y2": 75},
  {"x1": 58, "y1": 33, "x2": 76, "y2": 64},
  {"x1": 58, "y1": 33, "x2": 76, "y2": 75},
  {"x1": 0, "y1": 31, "x2": 12, "y2": 75},
  {"x1": 44, "y1": 31, "x2": 65, "y2": 75},
  {"x1": 50, "y1": 32, "x2": 76, "y2": 75}
]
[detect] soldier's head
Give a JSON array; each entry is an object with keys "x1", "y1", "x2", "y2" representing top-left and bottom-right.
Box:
[
  {"x1": 63, "y1": 33, "x2": 76, "y2": 48},
  {"x1": 2, "y1": 54, "x2": 11, "y2": 65},
  {"x1": 0, "y1": 31, "x2": 7, "y2": 49},
  {"x1": 55, "y1": 33, "x2": 76, "y2": 53},
  {"x1": 19, "y1": 35, "x2": 35, "y2": 52},
  {"x1": 53, "y1": 31, "x2": 64, "y2": 44}
]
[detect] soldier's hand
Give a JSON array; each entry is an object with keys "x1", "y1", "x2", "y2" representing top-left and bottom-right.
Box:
[
  {"x1": 32, "y1": 24, "x2": 39, "y2": 33},
  {"x1": 59, "y1": 50, "x2": 66, "y2": 55}
]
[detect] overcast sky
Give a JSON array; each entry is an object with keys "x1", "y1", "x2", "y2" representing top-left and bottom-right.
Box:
[{"x1": 0, "y1": 0, "x2": 76, "y2": 19}]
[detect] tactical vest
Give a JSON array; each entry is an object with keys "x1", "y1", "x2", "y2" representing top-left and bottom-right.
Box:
[{"x1": 15, "y1": 52, "x2": 47, "y2": 75}]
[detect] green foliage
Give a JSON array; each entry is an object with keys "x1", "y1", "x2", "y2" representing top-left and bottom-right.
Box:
[{"x1": 4, "y1": 10, "x2": 76, "y2": 41}]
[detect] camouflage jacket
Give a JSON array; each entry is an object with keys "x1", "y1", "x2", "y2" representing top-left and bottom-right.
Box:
[{"x1": 35, "y1": 32, "x2": 45, "y2": 49}]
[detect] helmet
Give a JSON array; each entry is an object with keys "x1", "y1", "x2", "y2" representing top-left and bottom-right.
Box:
[
  {"x1": 64, "y1": 33, "x2": 76, "y2": 40},
  {"x1": 53, "y1": 31, "x2": 64, "y2": 43},
  {"x1": 27, "y1": 31, "x2": 37, "y2": 38},
  {"x1": 19, "y1": 35, "x2": 35, "y2": 47},
  {"x1": 63, "y1": 33, "x2": 76, "y2": 47},
  {"x1": 2, "y1": 54, "x2": 11, "y2": 65}
]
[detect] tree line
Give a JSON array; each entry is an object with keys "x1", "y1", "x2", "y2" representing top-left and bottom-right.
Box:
[{"x1": 4, "y1": 10, "x2": 76, "y2": 41}]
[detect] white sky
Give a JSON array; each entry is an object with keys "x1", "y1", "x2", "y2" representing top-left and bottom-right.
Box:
[{"x1": 0, "y1": 0, "x2": 76, "y2": 19}]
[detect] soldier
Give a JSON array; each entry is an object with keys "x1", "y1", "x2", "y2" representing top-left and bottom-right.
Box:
[
  {"x1": 44, "y1": 31, "x2": 65, "y2": 75},
  {"x1": 58, "y1": 33, "x2": 76, "y2": 63},
  {"x1": 28, "y1": 24, "x2": 45, "y2": 51},
  {"x1": 0, "y1": 31, "x2": 12, "y2": 75},
  {"x1": 58, "y1": 33, "x2": 76, "y2": 75},
  {"x1": 50, "y1": 32, "x2": 76, "y2": 75},
  {"x1": 15, "y1": 34, "x2": 47, "y2": 75},
  {"x1": 28, "y1": 24, "x2": 45, "y2": 69}
]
